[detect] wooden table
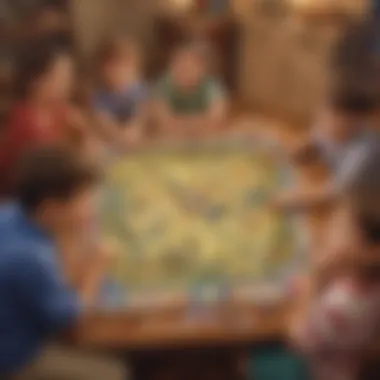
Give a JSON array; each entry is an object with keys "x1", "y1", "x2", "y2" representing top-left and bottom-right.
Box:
[
  {"x1": 76, "y1": 302, "x2": 290, "y2": 380},
  {"x1": 73, "y1": 120, "x2": 328, "y2": 380}
]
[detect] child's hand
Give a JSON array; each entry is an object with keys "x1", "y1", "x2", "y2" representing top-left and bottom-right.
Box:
[{"x1": 92, "y1": 241, "x2": 119, "y2": 268}]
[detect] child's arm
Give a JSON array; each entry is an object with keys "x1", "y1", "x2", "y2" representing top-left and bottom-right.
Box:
[
  {"x1": 178, "y1": 81, "x2": 228, "y2": 136},
  {"x1": 12, "y1": 252, "x2": 81, "y2": 332},
  {"x1": 153, "y1": 99, "x2": 185, "y2": 137},
  {"x1": 57, "y1": 238, "x2": 116, "y2": 307},
  {"x1": 273, "y1": 185, "x2": 336, "y2": 211},
  {"x1": 66, "y1": 107, "x2": 102, "y2": 158},
  {"x1": 120, "y1": 102, "x2": 148, "y2": 144}
]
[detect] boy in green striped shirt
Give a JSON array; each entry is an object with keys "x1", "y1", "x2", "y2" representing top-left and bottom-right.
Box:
[{"x1": 153, "y1": 40, "x2": 227, "y2": 138}]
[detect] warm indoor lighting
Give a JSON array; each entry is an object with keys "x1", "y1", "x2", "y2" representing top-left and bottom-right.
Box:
[{"x1": 167, "y1": 0, "x2": 195, "y2": 12}]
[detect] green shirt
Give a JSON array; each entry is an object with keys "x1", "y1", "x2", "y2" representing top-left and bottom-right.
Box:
[{"x1": 155, "y1": 74, "x2": 225, "y2": 115}]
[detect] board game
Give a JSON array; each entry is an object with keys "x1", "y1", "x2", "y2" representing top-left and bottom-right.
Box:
[{"x1": 99, "y1": 138, "x2": 306, "y2": 309}]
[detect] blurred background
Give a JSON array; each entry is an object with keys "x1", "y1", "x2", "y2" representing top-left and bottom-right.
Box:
[{"x1": 0, "y1": 0, "x2": 373, "y2": 127}]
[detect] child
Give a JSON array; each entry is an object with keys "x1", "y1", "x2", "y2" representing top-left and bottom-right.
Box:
[
  {"x1": 0, "y1": 38, "x2": 94, "y2": 197},
  {"x1": 276, "y1": 81, "x2": 379, "y2": 211},
  {"x1": 93, "y1": 36, "x2": 147, "y2": 149},
  {"x1": 153, "y1": 40, "x2": 227, "y2": 138},
  {"x1": 290, "y1": 147, "x2": 380, "y2": 380},
  {"x1": 0, "y1": 147, "x2": 126, "y2": 380}
]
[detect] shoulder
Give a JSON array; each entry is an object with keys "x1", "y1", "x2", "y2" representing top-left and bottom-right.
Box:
[
  {"x1": 7, "y1": 102, "x2": 33, "y2": 126},
  {"x1": 0, "y1": 202, "x2": 18, "y2": 222},
  {"x1": 204, "y1": 77, "x2": 226, "y2": 97},
  {"x1": 1, "y1": 240, "x2": 57, "y2": 282}
]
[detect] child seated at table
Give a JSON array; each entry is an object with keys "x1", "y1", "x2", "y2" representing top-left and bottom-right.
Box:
[
  {"x1": 0, "y1": 147, "x2": 126, "y2": 380},
  {"x1": 153, "y1": 40, "x2": 227, "y2": 138},
  {"x1": 0, "y1": 38, "x2": 96, "y2": 197},
  {"x1": 290, "y1": 147, "x2": 380, "y2": 380},
  {"x1": 92, "y1": 36, "x2": 147, "y2": 149},
  {"x1": 275, "y1": 81, "x2": 379, "y2": 211}
]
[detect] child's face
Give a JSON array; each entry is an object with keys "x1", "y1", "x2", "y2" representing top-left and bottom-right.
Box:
[
  {"x1": 103, "y1": 57, "x2": 135, "y2": 91},
  {"x1": 171, "y1": 49, "x2": 205, "y2": 88},
  {"x1": 47, "y1": 187, "x2": 98, "y2": 235},
  {"x1": 35, "y1": 54, "x2": 74, "y2": 102}
]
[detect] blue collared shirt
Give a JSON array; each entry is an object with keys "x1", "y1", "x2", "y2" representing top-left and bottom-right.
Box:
[{"x1": 0, "y1": 203, "x2": 80, "y2": 375}]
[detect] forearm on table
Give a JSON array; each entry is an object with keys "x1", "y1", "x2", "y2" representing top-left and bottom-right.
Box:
[
  {"x1": 94, "y1": 112, "x2": 122, "y2": 143},
  {"x1": 76, "y1": 263, "x2": 106, "y2": 306},
  {"x1": 291, "y1": 186, "x2": 335, "y2": 211},
  {"x1": 58, "y1": 241, "x2": 105, "y2": 306}
]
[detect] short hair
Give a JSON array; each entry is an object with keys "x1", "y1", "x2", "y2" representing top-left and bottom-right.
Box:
[
  {"x1": 15, "y1": 146, "x2": 100, "y2": 212},
  {"x1": 96, "y1": 35, "x2": 138, "y2": 66},
  {"x1": 328, "y1": 81, "x2": 378, "y2": 116}
]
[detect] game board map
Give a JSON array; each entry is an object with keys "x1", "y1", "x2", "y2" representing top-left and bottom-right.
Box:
[{"x1": 98, "y1": 137, "x2": 308, "y2": 310}]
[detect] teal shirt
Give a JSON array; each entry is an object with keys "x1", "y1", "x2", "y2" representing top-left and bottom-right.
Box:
[{"x1": 155, "y1": 74, "x2": 225, "y2": 115}]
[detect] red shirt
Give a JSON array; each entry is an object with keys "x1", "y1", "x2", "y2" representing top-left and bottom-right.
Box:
[{"x1": 0, "y1": 102, "x2": 68, "y2": 195}]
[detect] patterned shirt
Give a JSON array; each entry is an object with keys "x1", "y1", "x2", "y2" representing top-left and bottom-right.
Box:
[{"x1": 294, "y1": 277, "x2": 380, "y2": 380}]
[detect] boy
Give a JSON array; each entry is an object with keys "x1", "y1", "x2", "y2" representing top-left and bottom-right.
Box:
[
  {"x1": 153, "y1": 40, "x2": 227, "y2": 138},
  {"x1": 93, "y1": 36, "x2": 147, "y2": 149},
  {"x1": 0, "y1": 147, "x2": 126, "y2": 380},
  {"x1": 276, "y1": 82, "x2": 379, "y2": 211},
  {"x1": 290, "y1": 147, "x2": 380, "y2": 380}
]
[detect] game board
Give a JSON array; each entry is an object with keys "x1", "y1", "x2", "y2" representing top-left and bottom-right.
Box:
[{"x1": 99, "y1": 138, "x2": 306, "y2": 308}]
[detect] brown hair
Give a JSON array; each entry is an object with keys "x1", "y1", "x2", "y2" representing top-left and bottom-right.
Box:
[
  {"x1": 15, "y1": 146, "x2": 100, "y2": 212},
  {"x1": 328, "y1": 80, "x2": 378, "y2": 116},
  {"x1": 96, "y1": 35, "x2": 139, "y2": 68},
  {"x1": 13, "y1": 36, "x2": 71, "y2": 100}
]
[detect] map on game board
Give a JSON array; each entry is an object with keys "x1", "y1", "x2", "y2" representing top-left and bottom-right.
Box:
[{"x1": 99, "y1": 138, "x2": 306, "y2": 306}]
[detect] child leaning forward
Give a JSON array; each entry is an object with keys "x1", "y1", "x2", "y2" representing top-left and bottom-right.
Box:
[{"x1": 290, "y1": 147, "x2": 380, "y2": 380}]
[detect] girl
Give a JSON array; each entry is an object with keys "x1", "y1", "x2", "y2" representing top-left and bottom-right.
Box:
[
  {"x1": 0, "y1": 38, "x2": 94, "y2": 197},
  {"x1": 92, "y1": 36, "x2": 147, "y2": 150}
]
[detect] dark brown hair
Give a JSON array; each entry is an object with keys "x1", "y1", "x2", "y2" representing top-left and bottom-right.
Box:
[
  {"x1": 13, "y1": 37, "x2": 71, "y2": 100},
  {"x1": 15, "y1": 146, "x2": 100, "y2": 212},
  {"x1": 328, "y1": 80, "x2": 378, "y2": 116}
]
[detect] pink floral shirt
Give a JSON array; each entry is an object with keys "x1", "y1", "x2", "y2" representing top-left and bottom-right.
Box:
[{"x1": 294, "y1": 277, "x2": 380, "y2": 380}]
